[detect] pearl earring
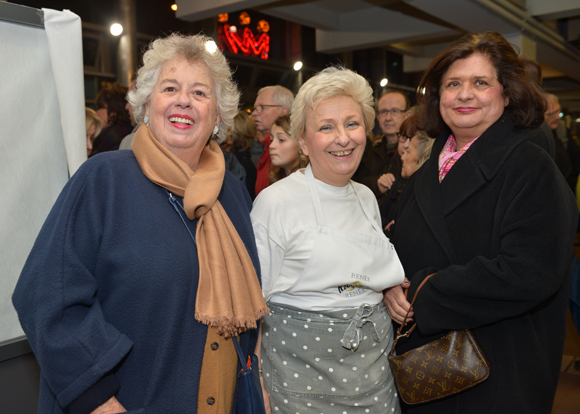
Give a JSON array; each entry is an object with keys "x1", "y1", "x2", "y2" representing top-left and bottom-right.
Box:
[
  {"x1": 213, "y1": 125, "x2": 219, "y2": 135},
  {"x1": 144, "y1": 115, "x2": 149, "y2": 126}
]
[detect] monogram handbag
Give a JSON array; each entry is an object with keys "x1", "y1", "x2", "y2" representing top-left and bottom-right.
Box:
[
  {"x1": 232, "y1": 335, "x2": 267, "y2": 414},
  {"x1": 387, "y1": 274, "x2": 490, "y2": 405}
]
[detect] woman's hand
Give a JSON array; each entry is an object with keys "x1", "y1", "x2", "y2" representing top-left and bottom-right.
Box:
[
  {"x1": 384, "y1": 278, "x2": 414, "y2": 325},
  {"x1": 378, "y1": 173, "x2": 396, "y2": 194},
  {"x1": 89, "y1": 396, "x2": 127, "y2": 414},
  {"x1": 384, "y1": 220, "x2": 395, "y2": 232}
]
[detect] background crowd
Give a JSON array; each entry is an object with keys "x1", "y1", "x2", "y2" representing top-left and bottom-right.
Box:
[{"x1": 13, "y1": 29, "x2": 580, "y2": 414}]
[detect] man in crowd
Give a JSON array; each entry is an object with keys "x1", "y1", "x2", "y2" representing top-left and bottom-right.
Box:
[
  {"x1": 119, "y1": 79, "x2": 139, "y2": 150},
  {"x1": 353, "y1": 91, "x2": 411, "y2": 197},
  {"x1": 545, "y1": 93, "x2": 580, "y2": 194},
  {"x1": 251, "y1": 85, "x2": 294, "y2": 196},
  {"x1": 520, "y1": 58, "x2": 555, "y2": 160}
]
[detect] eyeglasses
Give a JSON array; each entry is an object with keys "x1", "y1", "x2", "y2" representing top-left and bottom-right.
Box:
[
  {"x1": 397, "y1": 132, "x2": 412, "y2": 143},
  {"x1": 378, "y1": 108, "x2": 405, "y2": 117},
  {"x1": 546, "y1": 108, "x2": 562, "y2": 118},
  {"x1": 251, "y1": 104, "x2": 283, "y2": 113}
]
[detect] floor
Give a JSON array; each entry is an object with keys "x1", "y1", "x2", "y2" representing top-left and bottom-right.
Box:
[{"x1": 551, "y1": 240, "x2": 580, "y2": 414}]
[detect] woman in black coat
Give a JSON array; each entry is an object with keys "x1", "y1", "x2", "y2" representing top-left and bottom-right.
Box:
[{"x1": 384, "y1": 31, "x2": 577, "y2": 414}]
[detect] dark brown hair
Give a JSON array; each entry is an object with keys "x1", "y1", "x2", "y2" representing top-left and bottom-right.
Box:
[
  {"x1": 399, "y1": 114, "x2": 420, "y2": 139},
  {"x1": 96, "y1": 83, "x2": 131, "y2": 125},
  {"x1": 520, "y1": 58, "x2": 542, "y2": 87},
  {"x1": 417, "y1": 31, "x2": 546, "y2": 137}
]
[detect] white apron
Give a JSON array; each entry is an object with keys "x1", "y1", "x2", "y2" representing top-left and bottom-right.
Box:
[{"x1": 261, "y1": 166, "x2": 404, "y2": 413}]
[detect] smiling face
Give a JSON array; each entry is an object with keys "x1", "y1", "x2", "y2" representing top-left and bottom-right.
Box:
[
  {"x1": 439, "y1": 53, "x2": 508, "y2": 146},
  {"x1": 146, "y1": 57, "x2": 220, "y2": 169},
  {"x1": 269, "y1": 124, "x2": 300, "y2": 176},
  {"x1": 299, "y1": 95, "x2": 366, "y2": 187}
]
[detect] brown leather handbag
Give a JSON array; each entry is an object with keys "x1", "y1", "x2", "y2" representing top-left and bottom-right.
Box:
[{"x1": 387, "y1": 274, "x2": 490, "y2": 405}]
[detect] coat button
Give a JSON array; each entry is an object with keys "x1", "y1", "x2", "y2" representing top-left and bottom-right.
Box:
[
  {"x1": 211, "y1": 342, "x2": 219, "y2": 350},
  {"x1": 207, "y1": 397, "x2": 215, "y2": 405}
]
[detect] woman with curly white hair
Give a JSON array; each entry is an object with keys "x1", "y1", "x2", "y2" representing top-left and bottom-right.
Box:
[
  {"x1": 251, "y1": 66, "x2": 404, "y2": 413},
  {"x1": 13, "y1": 33, "x2": 268, "y2": 414}
]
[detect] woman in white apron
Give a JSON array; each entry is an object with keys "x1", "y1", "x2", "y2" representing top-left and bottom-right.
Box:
[{"x1": 251, "y1": 66, "x2": 405, "y2": 414}]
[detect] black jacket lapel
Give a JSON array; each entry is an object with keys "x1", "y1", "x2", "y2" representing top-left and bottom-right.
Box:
[{"x1": 414, "y1": 137, "x2": 458, "y2": 264}]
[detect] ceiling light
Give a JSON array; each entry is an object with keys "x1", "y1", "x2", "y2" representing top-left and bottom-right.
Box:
[
  {"x1": 171, "y1": 4, "x2": 177, "y2": 11},
  {"x1": 205, "y1": 40, "x2": 218, "y2": 54},
  {"x1": 110, "y1": 23, "x2": 123, "y2": 36},
  {"x1": 380, "y1": 78, "x2": 388, "y2": 87},
  {"x1": 294, "y1": 61, "x2": 303, "y2": 71}
]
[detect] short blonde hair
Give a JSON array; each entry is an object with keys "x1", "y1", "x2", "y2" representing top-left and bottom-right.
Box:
[
  {"x1": 85, "y1": 107, "x2": 102, "y2": 138},
  {"x1": 128, "y1": 33, "x2": 240, "y2": 144},
  {"x1": 290, "y1": 66, "x2": 374, "y2": 141}
]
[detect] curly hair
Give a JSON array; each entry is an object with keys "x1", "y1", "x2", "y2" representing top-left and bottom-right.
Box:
[
  {"x1": 290, "y1": 66, "x2": 375, "y2": 142},
  {"x1": 127, "y1": 33, "x2": 240, "y2": 144},
  {"x1": 417, "y1": 31, "x2": 546, "y2": 137}
]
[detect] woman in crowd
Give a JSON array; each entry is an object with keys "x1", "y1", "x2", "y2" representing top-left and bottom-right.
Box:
[
  {"x1": 90, "y1": 83, "x2": 133, "y2": 156},
  {"x1": 384, "y1": 31, "x2": 577, "y2": 413},
  {"x1": 382, "y1": 115, "x2": 433, "y2": 233},
  {"x1": 230, "y1": 110, "x2": 258, "y2": 199},
  {"x1": 399, "y1": 125, "x2": 433, "y2": 180},
  {"x1": 85, "y1": 107, "x2": 102, "y2": 157},
  {"x1": 13, "y1": 33, "x2": 268, "y2": 414},
  {"x1": 268, "y1": 115, "x2": 308, "y2": 184},
  {"x1": 251, "y1": 66, "x2": 405, "y2": 413}
]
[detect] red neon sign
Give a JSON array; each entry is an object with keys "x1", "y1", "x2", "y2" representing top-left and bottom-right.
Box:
[{"x1": 218, "y1": 24, "x2": 270, "y2": 60}]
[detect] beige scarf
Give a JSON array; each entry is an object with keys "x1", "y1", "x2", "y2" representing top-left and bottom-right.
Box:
[{"x1": 132, "y1": 125, "x2": 268, "y2": 337}]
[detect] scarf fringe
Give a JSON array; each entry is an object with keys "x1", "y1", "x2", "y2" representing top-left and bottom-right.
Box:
[{"x1": 196, "y1": 306, "x2": 270, "y2": 338}]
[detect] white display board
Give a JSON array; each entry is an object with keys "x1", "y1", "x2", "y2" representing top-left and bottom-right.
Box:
[{"x1": 0, "y1": 6, "x2": 85, "y2": 344}]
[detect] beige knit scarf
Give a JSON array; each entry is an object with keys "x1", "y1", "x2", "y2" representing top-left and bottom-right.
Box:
[{"x1": 132, "y1": 125, "x2": 268, "y2": 337}]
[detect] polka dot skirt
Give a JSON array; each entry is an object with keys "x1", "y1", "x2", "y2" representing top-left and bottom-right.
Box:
[{"x1": 261, "y1": 302, "x2": 401, "y2": 413}]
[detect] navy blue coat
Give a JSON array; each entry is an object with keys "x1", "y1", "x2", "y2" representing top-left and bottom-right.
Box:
[
  {"x1": 13, "y1": 150, "x2": 260, "y2": 413},
  {"x1": 392, "y1": 114, "x2": 577, "y2": 414}
]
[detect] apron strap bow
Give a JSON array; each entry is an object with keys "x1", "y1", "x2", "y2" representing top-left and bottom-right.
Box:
[{"x1": 341, "y1": 304, "x2": 380, "y2": 351}]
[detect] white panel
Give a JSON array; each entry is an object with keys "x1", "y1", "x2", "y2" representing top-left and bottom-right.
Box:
[{"x1": 0, "y1": 21, "x2": 69, "y2": 342}]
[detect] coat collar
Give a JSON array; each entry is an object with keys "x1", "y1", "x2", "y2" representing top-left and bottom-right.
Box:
[{"x1": 412, "y1": 112, "x2": 528, "y2": 263}]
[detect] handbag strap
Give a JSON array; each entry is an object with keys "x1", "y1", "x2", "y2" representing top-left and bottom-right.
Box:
[
  {"x1": 389, "y1": 273, "x2": 436, "y2": 354},
  {"x1": 232, "y1": 335, "x2": 250, "y2": 373}
]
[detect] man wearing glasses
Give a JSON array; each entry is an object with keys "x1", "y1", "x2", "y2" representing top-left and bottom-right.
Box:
[
  {"x1": 251, "y1": 85, "x2": 294, "y2": 196},
  {"x1": 545, "y1": 93, "x2": 580, "y2": 194},
  {"x1": 354, "y1": 91, "x2": 411, "y2": 197}
]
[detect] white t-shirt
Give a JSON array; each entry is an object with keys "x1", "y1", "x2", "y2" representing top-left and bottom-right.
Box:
[{"x1": 251, "y1": 169, "x2": 400, "y2": 309}]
